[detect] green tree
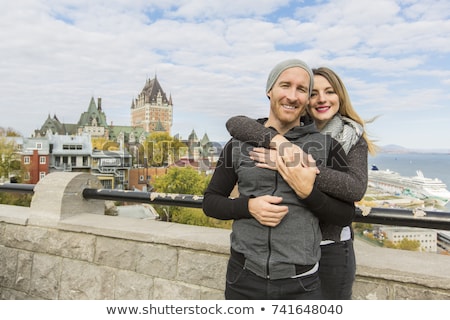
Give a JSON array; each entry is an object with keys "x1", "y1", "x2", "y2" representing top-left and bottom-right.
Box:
[
  {"x1": 151, "y1": 167, "x2": 225, "y2": 228},
  {"x1": 0, "y1": 193, "x2": 32, "y2": 207},
  {"x1": 153, "y1": 166, "x2": 206, "y2": 195},
  {"x1": 0, "y1": 127, "x2": 29, "y2": 205},
  {"x1": 0, "y1": 135, "x2": 24, "y2": 182},
  {"x1": 168, "y1": 207, "x2": 232, "y2": 229},
  {"x1": 352, "y1": 222, "x2": 373, "y2": 234},
  {"x1": 396, "y1": 237, "x2": 421, "y2": 251},
  {"x1": 145, "y1": 132, "x2": 187, "y2": 167},
  {"x1": 383, "y1": 240, "x2": 397, "y2": 249},
  {"x1": 0, "y1": 127, "x2": 22, "y2": 137}
]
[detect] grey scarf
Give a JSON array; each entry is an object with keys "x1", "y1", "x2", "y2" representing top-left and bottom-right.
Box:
[{"x1": 320, "y1": 113, "x2": 363, "y2": 154}]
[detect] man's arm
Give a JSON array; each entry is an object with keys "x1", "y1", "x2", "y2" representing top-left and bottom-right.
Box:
[{"x1": 202, "y1": 140, "x2": 250, "y2": 220}]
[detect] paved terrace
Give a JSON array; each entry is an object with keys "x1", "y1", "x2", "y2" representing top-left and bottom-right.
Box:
[{"x1": 0, "y1": 172, "x2": 449, "y2": 299}]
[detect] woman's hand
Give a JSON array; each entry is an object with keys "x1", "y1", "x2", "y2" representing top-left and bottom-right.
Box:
[
  {"x1": 250, "y1": 147, "x2": 278, "y2": 170},
  {"x1": 276, "y1": 152, "x2": 318, "y2": 199},
  {"x1": 250, "y1": 134, "x2": 320, "y2": 173}
]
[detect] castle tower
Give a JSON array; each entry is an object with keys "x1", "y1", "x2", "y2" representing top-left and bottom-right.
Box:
[{"x1": 130, "y1": 75, "x2": 173, "y2": 134}]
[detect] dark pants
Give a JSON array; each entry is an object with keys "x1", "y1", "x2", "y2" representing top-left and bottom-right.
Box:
[
  {"x1": 225, "y1": 256, "x2": 322, "y2": 300},
  {"x1": 319, "y1": 239, "x2": 356, "y2": 300}
]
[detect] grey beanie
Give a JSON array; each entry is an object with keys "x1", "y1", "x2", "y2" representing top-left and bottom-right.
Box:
[{"x1": 266, "y1": 59, "x2": 314, "y2": 96}]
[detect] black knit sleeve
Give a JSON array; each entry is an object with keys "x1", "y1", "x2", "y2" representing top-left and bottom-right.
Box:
[
  {"x1": 301, "y1": 186, "x2": 355, "y2": 226},
  {"x1": 202, "y1": 140, "x2": 252, "y2": 220},
  {"x1": 226, "y1": 116, "x2": 278, "y2": 148},
  {"x1": 317, "y1": 138, "x2": 368, "y2": 202}
]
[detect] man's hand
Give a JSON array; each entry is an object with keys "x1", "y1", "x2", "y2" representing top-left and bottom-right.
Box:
[{"x1": 248, "y1": 195, "x2": 288, "y2": 227}]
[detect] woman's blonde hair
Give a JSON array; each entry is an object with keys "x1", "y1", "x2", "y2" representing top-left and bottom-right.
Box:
[{"x1": 312, "y1": 67, "x2": 378, "y2": 155}]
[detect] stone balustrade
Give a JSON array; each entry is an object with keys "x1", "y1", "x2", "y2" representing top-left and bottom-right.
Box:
[{"x1": 1, "y1": 172, "x2": 449, "y2": 299}]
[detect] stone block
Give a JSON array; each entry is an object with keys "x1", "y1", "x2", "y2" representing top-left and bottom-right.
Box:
[
  {"x1": 136, "y1": 243, "x2": 178, "y2": 279},
  {"x1": 200, "y1": 287, "x2": 225, "y2": 300},
  {"x1": 393, "y1": 284, "x2": 450, "y2": 300},
  {"x1": 3, "y1": 224, "x2": 95, "y2": 262},
  {"x1": 114, "y1": 269, "x2": 154, "y2": 300},
  {"x1": 177, "y1": 250, "x2": 227, "y2": 290},
  {"x1": 59, "y1": 259, "x2": 115, "y2": 300},
  {"x1": 352, "y1": 278, "x2": 391, "y2": 300},
  {"x1": 0, "y1": 287, "x2": 34, "y2": 300},
  {"x1": 0, "y1": 246, "x2": 17, "y2": 288},
  {"x1": 153, "y1": 278, "x2": 201, "y2": 300},
  {"x1": 29, "y1": 253, "x2": 62, "y2": 300},
  {"x1": 95, "y1": 237, "x2": 139, "y2": 271},
  {"x1": 15, "y1": 250, "x2": 33, "y2": 293}
]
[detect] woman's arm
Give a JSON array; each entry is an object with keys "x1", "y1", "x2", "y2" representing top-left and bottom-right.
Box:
[
  {"x1": 226, "y1": 116, "x2": 277, "y2": 148},
  {"x1": 318, "y1": 138, "x2": 368, "y2": 202},
  {"x1": 226, "y1": 115, "x2": 368, "y2": 202}
]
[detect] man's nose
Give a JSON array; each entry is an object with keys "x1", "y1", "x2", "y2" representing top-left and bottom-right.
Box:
[{"x1": 287, "y1": 88, "x2": 298, "y2": 100}]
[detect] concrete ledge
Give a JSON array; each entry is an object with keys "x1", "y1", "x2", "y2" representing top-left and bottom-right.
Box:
[
  {"x1": 355, "y1": 239, "x2": 450, "y2": 284},
  {"x1": 59, "y1": 213, "x2": 231, "y2": 254},
  {"x1": 353, "y1": 239, "x2": 450, "y2": 299},
  {"x1": 0, "y1": 204, "x2": 29, "y2": 225}
]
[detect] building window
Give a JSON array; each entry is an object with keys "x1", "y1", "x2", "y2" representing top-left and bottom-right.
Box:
[
  {"x1": 39, "y1": 172, "x2": 46, "y2": 180},
  {"x1": 36, "y1": 143, "x2": 42, "y2": 149},
  {"x1": 63, "y1": 144, "x2": 83, "y2": 150},
  {"x1": 40, "y1": 156, "x2": 46, "y2": 164},
  {"x1": 24, "y1": 156, "x2": 30, "y2": 164},
  {"x1": 24, "y1": 172, "x2": 30, "y2": 181}
]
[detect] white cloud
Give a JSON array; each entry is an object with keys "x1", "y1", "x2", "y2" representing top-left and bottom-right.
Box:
[{"x1": 0, "y1": 0, "x2": 449, "y2": 149}]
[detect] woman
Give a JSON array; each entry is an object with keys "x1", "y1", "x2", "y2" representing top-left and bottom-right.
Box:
[{"x1": 226, "y1": 66, "x2": 377, "y2": 299}]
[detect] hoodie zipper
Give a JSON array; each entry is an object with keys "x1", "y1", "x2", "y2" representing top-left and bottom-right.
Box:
[{"x1": 266, "y1": 172, "x2": 279, "y2": 279}]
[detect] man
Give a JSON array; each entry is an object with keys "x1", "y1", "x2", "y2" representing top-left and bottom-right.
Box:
[{"x1": 202, "y1": 59, "x2": 354, "y2": 299}]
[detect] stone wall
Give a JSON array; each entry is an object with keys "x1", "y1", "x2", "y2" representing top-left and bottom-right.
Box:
[{"x1": 1, "y1": 172, "x2": 449, "y2": 300}]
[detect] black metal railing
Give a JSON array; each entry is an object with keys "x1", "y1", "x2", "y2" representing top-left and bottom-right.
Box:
[
  {"x1": 1, "y1": 183, "x2": 450, "y2": 230},
  {"x1": 0, "y1": 183, "x2": 35, "y2": 194}
]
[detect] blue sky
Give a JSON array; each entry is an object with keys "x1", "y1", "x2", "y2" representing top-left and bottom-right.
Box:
[{"x1": 1, "y1": 0, "x2": 450, "y2": 150}]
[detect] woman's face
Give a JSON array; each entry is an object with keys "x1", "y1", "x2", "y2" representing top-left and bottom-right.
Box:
[{"x1": 308, "y1": 75, "x2": 340, "y2": 130}]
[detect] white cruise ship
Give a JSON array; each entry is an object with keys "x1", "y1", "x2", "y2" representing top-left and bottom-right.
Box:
[{"x1": 368, "y1": 166, "x2": 450, "y2": 206}]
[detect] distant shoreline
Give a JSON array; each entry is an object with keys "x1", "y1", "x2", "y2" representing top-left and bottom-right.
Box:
[
  {"x1": 380, "y1": 151, "x2": 450, "y2": 155},
  {"x1": 379, "y1": 144, "x2": 450, "y2": 154}
]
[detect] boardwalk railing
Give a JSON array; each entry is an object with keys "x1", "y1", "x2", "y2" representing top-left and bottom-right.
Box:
[{"x1": 1, "y1": 183, "x2": 450, "y2": 230}]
